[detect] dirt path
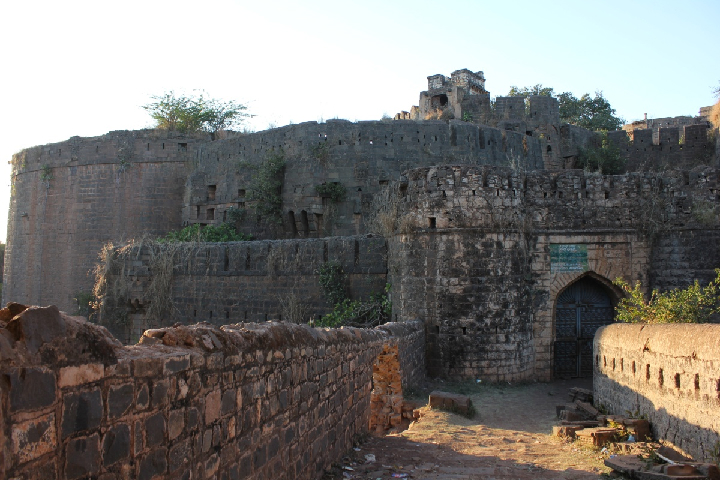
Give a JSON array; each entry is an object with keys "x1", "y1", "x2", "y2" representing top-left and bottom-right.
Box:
[{"x1": 327, "y1": 379, "x2": 619, "y2": 480}]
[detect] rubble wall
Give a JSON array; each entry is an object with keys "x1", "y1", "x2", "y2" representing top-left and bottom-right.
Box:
[
  {"x1": 0, "y1": 305, "x2": 425, "y2": 480},
  {"x1": 594, "y1": 323, "x2": 720, "y2": 462},
  {"x1": 102, "y1": 236, "x2": 388, "y2": 344},
  {"x1": 388, "y1": 165, "x2": 720, "y2": 381},
  {"x1": 4, "y1": 130, "x2": 201, "y2": 312}
]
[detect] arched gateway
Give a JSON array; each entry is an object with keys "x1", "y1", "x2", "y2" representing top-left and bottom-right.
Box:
[{"x1": 554, "y1": 275, "x2": 618, "y2": 378}]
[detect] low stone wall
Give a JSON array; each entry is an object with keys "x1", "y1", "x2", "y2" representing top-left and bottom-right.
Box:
[
  {"x1": 594, "y1": 323, "x2": 720, "y2": 462},
  {"x1": 0, "y1": 304, "x2": 424, "y2": 480}
]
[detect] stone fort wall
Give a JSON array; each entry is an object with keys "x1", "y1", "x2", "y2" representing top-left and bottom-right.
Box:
[
  {"x1": 104, "y1": 236, "x2": 388, "y2": 344},
  {"x1": 594, "y1": 323, "x2": 720, "y2": 463},
  {"x1": 4, "y1": 121, "x2": 543, "y2": 314},
  {"x1": 0, "y1": 305, "x2": 425, "y2": 480},
  {"x1": 3, "y1": 130, "x2": 202, "y2": 312},
  {"x1": 387, "y1": 165, "x2": 720, "y2": 380}
]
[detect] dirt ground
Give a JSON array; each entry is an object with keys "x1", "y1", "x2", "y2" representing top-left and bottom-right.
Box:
[{"x1": 326, "y1": 378, "x2": 623, "y2": 480}]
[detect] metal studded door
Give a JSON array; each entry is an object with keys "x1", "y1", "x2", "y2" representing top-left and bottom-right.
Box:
[{"x1": 554, "y1": 277, "x2": 615, "y2": 377}]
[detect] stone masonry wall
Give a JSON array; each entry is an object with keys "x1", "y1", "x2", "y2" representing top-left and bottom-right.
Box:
[
  {"x1": 0, "y1": 304, "x2": 425, "y2": 480},
  {"x1": 594, "y1": 323, "x2": 720, "y2": 462},
  {"x1": 185, "y1": 119, "x2": 544, "y2": 240},
  {"x1": 102, "y1": 236, "x2": 388, "y2": 344},
  {"x1": 388, "y1": 165, "x2": 720, "y2": 381},
  {"x1": 4, "y1": 130, "x2": 201, "y2": 312}
]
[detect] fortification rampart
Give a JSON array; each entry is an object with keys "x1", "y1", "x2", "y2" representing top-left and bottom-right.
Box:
[
  {"x1": 594, "y1": 323, "x2": 720, "y2": 462},
  {"x1": 4, "y1": 130, "x2": 202, "y2": 312},
  {"x1": 608, "y1": 124, "x2": 715, "y2": 171},
  {"x1": 0, "y1": 304, "x2": 425, "y2": 480},
  {"x1": 387, "y1": 165, "x2": 720, "y2": 380},
  {"x1": 100, "y1": 236, "x2": 388, "y2": 344},
  {"x1": 185, "y1": 119, "x2": 544, "y2": 240}
]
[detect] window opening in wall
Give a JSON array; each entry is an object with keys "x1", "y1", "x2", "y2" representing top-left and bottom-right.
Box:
[
  {"x1": 244, "y1": 311, "x2": 247, "y2": 320},
  {"x1": 207, "y1": 185, "x2": 216, "y2": 201},
  {"x1": 225, "y1": 310, "x2": 230, "y2": 319},
  {"x1": 442, "y1": 190, "x2": 446, "y2": 198},
  {"x1": 162, "y1": 143, "x2": 165, "y2": 150},
  {"x1": 315, "y1": 213, "x2": 324, "y2": 238},
  {"x1": 264, "y1": 314, "x2": 268, "y2": 321},
  {"x1": 604, "y1": 191, "x2": 610, "y2": 199},
  {"x1": 245, "y1": 249, "x2": 250, "y2": 269},
  {"x1": 207, "y1": 208, "x2": 215, "y2": 220},
  {"x1": 659, "y1": 368, "x2": 664, "y2": 386},
  {"x1": 379, "y1": 180, "x2": 388, "y2": 186},
  {"x1": 435, "y1": 325, "x2": 440, "y2": 334},
  {"x1": 646, "y1": 364, "x2": 651, "y2": 382},
  {"x1": 612, "y1": 358, "x2": 616, "y2": 370},
  {"x1": 209, "y1": 311, "x2": 213, "y2": 319},
  {"x1": 526, "y1": 131, "x2": 533, "y2": 136},
  {"x1": 428, "y1": 217, "x2": 436, "y2": 229},
  {"x1": 300, "y1": 210, "x2": 310, "y2": 237},
  {"x1": 288, "y1": 211, "x2": 298, "y2": 238},
  {"x1": 354, "y1": 240, "x2": 359, "y2": 265},
  {"x1": 178, "y1": 142, "x2": 188, "y2": 151},
  {"x1": 472, "y1": 190, "x2": 476, "y2": 196},
  {"x1": 620, "y1": 358, "x2": 624, "y2": 371},
  {"x1": 496, "y1": 189, "x2": 499, "y2": 196},
  {"x1": 547, "y1": 145, "x2": 552, "y2": 153},
  {"x1": 224, "y1": 248, "x2": 229, "y2": 271},
  {"x1": 323, "y1": 241, "x2": 328, "y2": 262},
  {"x1": 196, "y1": 206, "x2": 201, "y2": 219},
  {"x1": 632, "y1": 361, "x2": 636, "y2": 374},
  {"x1": 238, "y1": 189, "x2": 246, "y2": 197},
  {"x1": 193, "y1": 310, "x2": 197, "y2": 317},
  {"x1": 222, "y1": 211, "x2": 226, "y2": 222},
  {"x1": 674, "y1": 373, "x2": 681, "y2": 389},
  {"x1": 147, "y1": 143, "x2": 150, "y2": 150},
  {"x1": 695, "y1": 374, "x2": 700, "y2": 390},
  {"x1": 462, "y1": 327, "x2": 467, "y2": 335}
]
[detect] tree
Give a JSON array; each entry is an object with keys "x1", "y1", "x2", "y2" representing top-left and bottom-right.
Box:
[
  {"x1": 558, "y1": 91, "x2": 624, "y2": 131},
  {"x1": 575, "y1": 132, "x2": 626, "y2": 174},
  {"x1": 143, "y1": 91, "x2": 252, "y2": 137},
  {"x1": 507, "y1": 84, "x2": 555, "y2": 97}
]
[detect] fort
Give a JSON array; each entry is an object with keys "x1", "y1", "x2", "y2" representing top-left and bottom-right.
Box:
[{"x1": 1, "y1": 70, "x2": 719, "y2": 477}]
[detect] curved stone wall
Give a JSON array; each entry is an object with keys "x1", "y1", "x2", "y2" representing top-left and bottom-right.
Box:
[{"x1": 4, "y1": 130, "x2": 201, "y2": 311}]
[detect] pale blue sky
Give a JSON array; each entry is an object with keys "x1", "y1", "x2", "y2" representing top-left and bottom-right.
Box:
[{"x1": 1, "y1": 0, "x2": 719, "y2": 242}]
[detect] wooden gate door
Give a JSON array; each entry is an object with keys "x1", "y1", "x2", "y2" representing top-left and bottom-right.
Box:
[{"x1": 554, "y1": 277, "x2": 614, "y2": 378}]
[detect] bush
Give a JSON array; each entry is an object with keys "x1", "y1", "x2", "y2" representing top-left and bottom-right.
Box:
[
  {"x1": 160, "y1": 222, "x2": 252, "y2": 242},
  {"x1": 575, "y1": 132, "x2": 626, "y2": 174},
  {"x1": 314, "y1": 284, "x2": 392, "y2": 328},
  {"x1": 315, "y1": 182, "x2": 346, "y2": 203},
  {"x1": 614, "y1": 270, "x2": 720, "y2": 323}
]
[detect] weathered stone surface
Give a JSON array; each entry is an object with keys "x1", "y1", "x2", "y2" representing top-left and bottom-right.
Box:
[
  {"x1": 58, "y1": 363, "x2": 104, "y2": 388},
  {"x1": 138, "y1": 448, "x2": 167, "y2": 480},
  {"x1": 102, "y1": 424, "x2": 130, "y2": 467},
  {"x1": 428, "y1": 391, "x2": 473, "y2": 415},
  {"x1": 145, "y1": 412, "x2": 166, "y2": 447},
  {"x1": 108, "y1": 383, "x2": 134, "y2": 418},
  {"x1": 6, "y1": 305, "x2": 65, "y2": 354},
  {"x1": 62, "y1": 389, "x2": 103, "y2": 437},
  {"x1": 11, "y1": 412, "x2": 56, "y2": 464},
  {"x1": 8, "y1": 367, "x2": 56, "y2": 411},
  {"x1": 65, "y1": 434, "x2": 100, "y2": 479}
]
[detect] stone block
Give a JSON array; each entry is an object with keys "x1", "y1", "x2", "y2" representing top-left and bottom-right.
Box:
[
  {"x1": 152, "y1": 380, "x2": 169, "y2": 408},
  {"x1": 58, "y1": 364, "x2": 104, "y2": 388},
  {"x1": 62, "y1": 389, "x2": 103, "y2": 437},
  {"x1": 8, "y1": 367, "x2": 56, "y2": 411},
  {"x1": 108, "y1": 383, "x2": 134, "y2": 419},
  {"x1": 428, "y1": 391, "x2": 472, "y2": 415},
  {"x1": 168, "y1": 409, "x2": 185, "y2": 440},
  {"x1": 6, "y1": 305, "x2": 66, "y2": 354},
  {"x1": 11, "y1": 412, "x2": 56, "y2": 464},
  {"x1": 138, "y1": 448, "x2": 168, "y2": 480},
  {"x1": 145, "y1": 412, "x2": 166, "y2": 447},
  {"x1": 205, "y1": 389, "x2": 221, "y2": 424},
  {"x1": 65, "y1": 434, "x2": 101, "y2": 479},
  {"x1": 102, "y1": 424, "x2": 130, "y2": 467}
]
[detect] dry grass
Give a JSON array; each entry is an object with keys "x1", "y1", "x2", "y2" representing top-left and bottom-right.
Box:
[{"x1": 424, "y1": 107, "x2": 455, "y2": 121}]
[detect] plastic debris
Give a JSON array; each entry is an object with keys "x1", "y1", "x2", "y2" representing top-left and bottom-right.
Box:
[
  {"x1": 627, "y1": 434, "x2": 635, "y2": 443},
  {"x1": 391, "y1": 474, "x2": 409, "y2": 478},
  {"x1": 365, "y1": 454, "x2": 376, "y2": 463},
  {"x1": 353, "y1": 447, "x2": 361, "y2": 451}
]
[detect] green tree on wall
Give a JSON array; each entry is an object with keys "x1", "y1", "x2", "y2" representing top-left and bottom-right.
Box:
[
  {"x1": 507, "y1": 85, "x2": 624, "y2": 131},
  {"x1": 143, "y1": 91, "x2": 253, "y2": 138}
]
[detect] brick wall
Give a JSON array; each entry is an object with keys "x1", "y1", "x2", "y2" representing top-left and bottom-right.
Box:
[
  {"x1": 0, "y1": 305, "x2": 425, "y2": 480},
  {"x1": 594, "y1": 323, "x2": 720, "y2": 462}
]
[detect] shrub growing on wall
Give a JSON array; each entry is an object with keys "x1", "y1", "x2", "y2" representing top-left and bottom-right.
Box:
[{"x1": 614, "y1": 269, "x2": 720, "y2": 323}]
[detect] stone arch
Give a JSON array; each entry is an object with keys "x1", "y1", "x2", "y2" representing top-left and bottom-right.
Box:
[{"x1": 552, "y1": 272, "x2": 622, "y2": 378}]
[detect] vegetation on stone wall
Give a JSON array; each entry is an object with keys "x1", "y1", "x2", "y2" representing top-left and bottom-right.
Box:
[
  {"x1": 315, "y1": 261, "x2": 391, "y2": 327},
  {"x1": 160, "y1": 222, "x2": 252, "y2": 242},
  {"x1": 40, "y1": 164, "x2": 53, "y2": 188},
  {"x1": 143, "y1": 91, "x2": 252, "y2": 137},
  {"x1": 310, "y1": 142, "x2": 330, "y2": 162},
  {"x1": 315, "y1": 182, "x2": 346, "y2": 203},
  {"x1": 614, "y1": 270, "x2": 720, "y2": 324},
  {"x1": 507, "y1": 85, "x2": 624, "y2": 131},
  {"x1": 575, "y1": 132, "x2": 626, "y2": 174},
  {"x1": 240, "y1": 148, "x2": 286, "y2": 224}
]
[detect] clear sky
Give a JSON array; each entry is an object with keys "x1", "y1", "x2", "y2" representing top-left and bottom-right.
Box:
[{"x1": 1, "y1": 0, "x2": 719, "y2": 242}]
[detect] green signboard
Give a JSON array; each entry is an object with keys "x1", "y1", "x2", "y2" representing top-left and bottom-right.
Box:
[{"x1": 550, "y1": 244, "x2": 588, "y2": 273}]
